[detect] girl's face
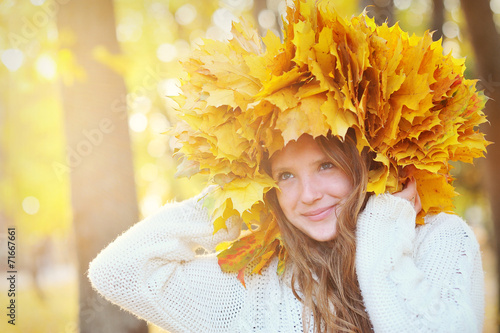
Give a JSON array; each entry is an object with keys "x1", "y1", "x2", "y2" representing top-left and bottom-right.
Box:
[{"x1": 270, "y1": 134, "x2": 353, "y2": 242}]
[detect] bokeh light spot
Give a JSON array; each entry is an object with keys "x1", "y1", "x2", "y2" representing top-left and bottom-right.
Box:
[
  {"x1": 140, "y1": 163, "x2": 159, "y2": 182},
  {"x1": 116, "y1": 12, "x2": 144, "y2": 42},
  {"x1": 394, "y1": 0, "x2": 411, "y2": 10},
  {"x1": 131, "y1": 96, "x2": 152, "y2": 114},
  {"x1": 36, "y1": 54, "x2": 57, "y2": 80},
  {"x1": 1, "y1": 49, "x2": 24, "y2": 72},
  {"x1": 159, "y1": 78, "x2": 182, "y2": 97},
  {"x1": 149, "y1": 112, "x2": 170, "y2": 133},
  {"x1": 129, "y1": 113, "x2": 148, "y2": 133},
  {"x1": 258, "y1": 9, "x2": 276, "y2": 29},
  {"x1": 141, "y1": 194, "x2": 163, "y2": 217},
  {"x1": 443, "y1": 21, "x2": 459, "y2": 39},
  {"x1": 442, "y1": 39, "x2": 461, "y2": 58},
  {"x1": 212, "y1": 8, "x2": 238, "y2": 32},
  {"x1": 206, "y1": 26, "x2": 232, "y2": 41},
  {"x1": 175, "y1": 4, "x2": 197, "y2": 26},
  {"x1": 23, "y1": 196, "x2": 40, "y2": 215},
  {"x1": 491, "y1": 0, "x2": 500, "y2": 14},
  {"x1": 147, "y1": 138, "x2": 167, "y2": 158},
  {"x1": 157, "y1": 43, "x2": 178, "y2": 62},
  {"x1": 150, "y1": 2, "x2": 168, "y2": 18},
  {"x1": 444, "y1": 0, "x2": 460, "y2": 11}
]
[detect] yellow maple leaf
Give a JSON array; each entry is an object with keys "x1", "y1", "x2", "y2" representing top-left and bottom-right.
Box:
[
  {"x1": 208, "y1": 175, "x2": 276, "y2": 218},
  {"x1": 414, "y1": 169, "x2": 457, "y2": 214},
  {"x1": 172, "y1": 0, "x2": 489, "y2": 282},
  {"x1": 321, "y1": 92, "x2": 358, "y2": 139}
]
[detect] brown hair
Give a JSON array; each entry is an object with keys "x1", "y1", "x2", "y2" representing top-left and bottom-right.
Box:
[{"x1": 265, "y1": 132, "x2": 373, "y2": 332}]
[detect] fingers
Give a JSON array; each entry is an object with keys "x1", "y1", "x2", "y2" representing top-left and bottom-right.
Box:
[
  {"x1": 407, "y1": 178, "x2": 417, "y2": 206},
  {"x1": 414, "y1": 191, "x2": 422, "y2": 214},
  {"x1": 394, "y1": 177, "x2": 416, "y2": 200},
  {"x1": 393, "y1": 177, "x2": 422, "y2": 214},
  {"x1": 405, "y1": 177, "x2": 417, "y2": 193}
]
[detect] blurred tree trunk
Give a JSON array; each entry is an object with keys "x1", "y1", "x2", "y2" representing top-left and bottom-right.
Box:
[
  {"x1": 431, "y1": 0, "x2": 444, "y2": 41},
  {"x1": 360, "y1": 0, "x2": 395, "y2": 26},
  {"x1": 460, "y1": 0, "x2": 500, "y2": 324},
  {"x1": 57, "y1": 1, "x2": 148, "y2": 332}
]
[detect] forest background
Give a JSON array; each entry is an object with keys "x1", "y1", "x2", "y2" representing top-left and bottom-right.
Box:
[{"x1": 1, "y1": 0, "x2": 499, "y2": 332}]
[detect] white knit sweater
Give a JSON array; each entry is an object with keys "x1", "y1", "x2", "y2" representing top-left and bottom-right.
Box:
[{"x1": 88, "y1": 192, "x2": 484, "y2": 333}]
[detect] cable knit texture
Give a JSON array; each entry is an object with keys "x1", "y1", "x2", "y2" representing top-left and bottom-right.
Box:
[
  {"x1": 88, "y1": 192, "x2": 484, "y2": 333},
  {"x1": 356, "y1": 194, "x2": 484, "y2": 333}
]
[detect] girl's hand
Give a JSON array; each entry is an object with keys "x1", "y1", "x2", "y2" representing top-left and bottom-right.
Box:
[{"x1": 393, "y1": 177, "x2": 422, "y2": 214}]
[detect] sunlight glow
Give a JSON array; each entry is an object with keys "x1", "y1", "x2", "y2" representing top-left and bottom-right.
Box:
[
  {"x1": 117, "y1": 12, "x2": 144, "y2": 42},
  {"x1": 444, "y1": 0, "x2": 460, "y2": 11},
  {"x1": 149, "y1": 2, "x2": 168, "y2": 18},
  {"x1": 212, "y1": 8, "x2": 238, "y2": 32},
  {"x1": 157, "y1": 43, "x2": 178, "y2": 62},
  {"x1": 129, "y1": 113, "x2": 148, "y2": 132},
  {"x1": 206, "y1": 26, "x2": 232, "y2": 41},
  {"x1": 394, "y1": 0, "x2": 411, "y2": 10},
  {"x1": 407, "y1": 13, "x2": 423, "y2": 26},
  {"x1": 443, "y1": 21, "x2": 459, "y2": 39},
  {"x1": 223, "y1": 0, "x2": 253, "y2": 10},
  {"x1": 189, "y1": 29, "x2": 205, "y2": 47},
  {"x1": 47, "y1": 25, "x2": 59, "y2": 41},
  {"x1": 140, "y1": 163, "x2": 159, "y2": 182},
  {"x1": 149, "y1": 112, "x2": 170, "y2": 133},
  {"x1": 23, "y1": 196, "x2": 40, "y2": 215},
  {"x1": 159, "y1": 78, "x2": 182, "y2": 97},
  {"x1": 141, "y1": 194, "x2": 163, "y2": 217},
  {"x1": 175, "y1": 4, "x2": 197, "y2": 26},
  {"x1": 442, "y1": 39, "x2": 461, "y2": 58},
  {"x1": 147, "y1": 139, "x2": 167, "y2": 158},
  {"x1": 1, "y1": 0, "x2": 15, "y2": 9},
  {"x1": 1, "y1": 49, "x2": 24, "y2": 72},
  {"x1": 491, "y1": 0, "x2": 500, "y2": 14},
  {"x1": 258, "y1": 9, "x2": 276, "y2": 29},
  {"x1": 411, "y1": 0, "x2": 430, "y2": 14},
  {"x1": 131, "y1": 96, "x2": 152, "y2": 114},
  {"x1": 174, "y1": 39, "x2": 191, "y2": 59},
  {"x1": 36, "y1": 54, "x2": 57, "y2": 80}
]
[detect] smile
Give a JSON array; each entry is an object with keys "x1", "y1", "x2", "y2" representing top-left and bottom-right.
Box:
[{"x1": 302, "y1": 205, "x2": 335, "y2": 222}]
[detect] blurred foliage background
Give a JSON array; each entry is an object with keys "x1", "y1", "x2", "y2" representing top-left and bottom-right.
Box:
[{"x1": 0, "y1": 0, "x2": 498, "y2": 332}]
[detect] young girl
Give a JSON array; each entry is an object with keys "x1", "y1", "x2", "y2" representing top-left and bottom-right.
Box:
[
  {"x1": 89, "y1": 1, "x2": 487, "y2": 332},
  {"x1": 88, "y1": 132, "x2": 484, "y2": 332}
]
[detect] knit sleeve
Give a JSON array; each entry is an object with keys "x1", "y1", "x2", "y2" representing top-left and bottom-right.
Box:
[
  {"x1": 87, "y1": 190, "x2": 245, "y2": 333},
  {"x1": 355, "y1": 194, "x2": 484, "y2": 333}
]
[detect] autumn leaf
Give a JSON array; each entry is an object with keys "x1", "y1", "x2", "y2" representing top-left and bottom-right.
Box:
[
  {"x1": 172, "y1": 0, "x2": 490, "y2": 282},
  {"x1": 217, "y1": 214, "x2": 282, "y2": 286}
]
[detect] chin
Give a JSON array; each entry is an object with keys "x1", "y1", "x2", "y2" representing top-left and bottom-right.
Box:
[{"x1": 308, "y1": 232, "x2": 337, "y2": 242}]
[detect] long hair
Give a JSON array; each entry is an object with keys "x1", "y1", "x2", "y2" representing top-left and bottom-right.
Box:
[{"x1": 265, "y1": 132, "x2": 373, "y2": 332}]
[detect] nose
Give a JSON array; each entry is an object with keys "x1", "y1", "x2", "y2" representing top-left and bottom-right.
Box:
[{"x1": 300, "y1": 176, "x2": 322, "y2": 204}]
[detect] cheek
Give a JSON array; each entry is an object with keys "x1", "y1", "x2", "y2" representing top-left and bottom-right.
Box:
[
  {"x1": 276, "y1": 189, "x2": 296, "y2": 216},
  {"x1": 340, "y1": 178, "x2": 354, "y2": 195},
  {"x1": 327, "y1": 172, "x2": 353, "y2": 196}
]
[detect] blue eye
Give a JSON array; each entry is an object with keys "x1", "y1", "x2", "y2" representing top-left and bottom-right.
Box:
[
  {"x1": 278, "y1": 172, "x2": 293, "y2": 181},
  {"x1": 320, "y1": 162, "x2": 334, "y2": 170}
]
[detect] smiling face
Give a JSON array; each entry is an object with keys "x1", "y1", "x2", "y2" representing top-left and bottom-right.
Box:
[{"x1": 270, "y1": 134, "x2": 353, "y2": 242}]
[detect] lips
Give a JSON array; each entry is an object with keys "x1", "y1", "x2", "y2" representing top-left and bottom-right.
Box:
[{"x1": 302, "y1": 205, "x2": 336, "y2": 222}]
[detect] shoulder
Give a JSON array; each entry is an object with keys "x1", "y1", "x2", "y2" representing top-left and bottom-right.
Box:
[
  {"x1": 363, "y1": 192, "x2": 415, "y2": 214},
  {"x1": 414, "y1": 212, "x2": 480, "y2": 257},
  {"x1": 148, "y1": 189, "x2": 211, "y2": 223},
  {"x1": 418, "y1": 213, "x2": 478, "y2": 244},
  {"x1": 357, "y1": 193, "x2": 417, "y2": 237}
]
